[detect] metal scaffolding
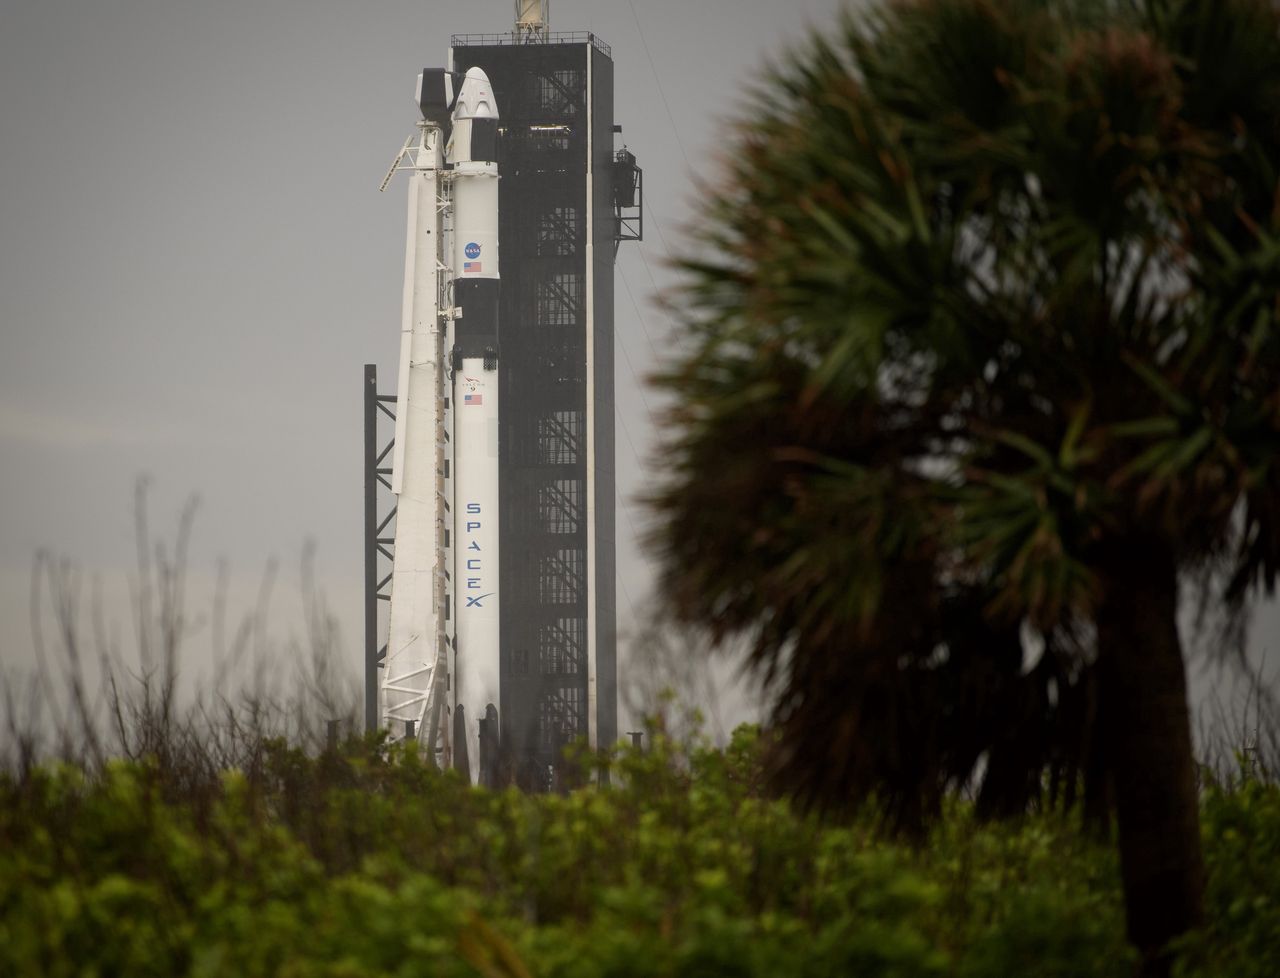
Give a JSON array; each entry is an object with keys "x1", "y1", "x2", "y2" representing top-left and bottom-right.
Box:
[
  {"x1": 451, "y1": 34, "x2": 636, "y2": 783},
  {"x1": 364, "y1": 32, "x2": 640, "y2": 784},
  {"x1": 362, "y1": 364, "x2": 397, "y2": 732}
]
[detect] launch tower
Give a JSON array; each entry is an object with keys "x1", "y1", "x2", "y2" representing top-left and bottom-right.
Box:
[
  {"x1": 365, "y1": 4, "x2": 641, "y2": 786},
  {"x1": 450, "y1": 25, "x2": 640, "y2": 784}
]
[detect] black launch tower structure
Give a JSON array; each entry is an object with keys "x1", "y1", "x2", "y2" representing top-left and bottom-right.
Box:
[
  {"x1": 365, "y1": 30, "x2": 641, "y2": 782},
  {"x1": 449, "y1": 31, "x2": 640, "y2": 782}
]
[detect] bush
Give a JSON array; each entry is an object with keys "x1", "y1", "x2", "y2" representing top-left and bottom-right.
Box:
[{"x1": 1, "y1": 726, "x2": 1276, "y2": 976}]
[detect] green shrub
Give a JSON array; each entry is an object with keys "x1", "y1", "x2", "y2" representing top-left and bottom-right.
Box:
[{"x1": 1, "y1": 727, "x2": 1275, "y2": 976}]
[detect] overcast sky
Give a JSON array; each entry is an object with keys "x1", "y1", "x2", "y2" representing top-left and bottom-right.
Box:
[
  {"x1": 1, "y1": 0, "x2": 1273, "y2": 739},
  {"x1": 0, "y1": 0, "x2": 854, "y2": 735}
]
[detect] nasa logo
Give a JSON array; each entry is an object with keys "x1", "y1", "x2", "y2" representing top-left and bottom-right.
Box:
[{"x1": 464, "y1": 242, "x2": 481, "y2": 260}]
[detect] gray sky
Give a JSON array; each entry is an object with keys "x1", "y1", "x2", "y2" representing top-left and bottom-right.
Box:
[
  {"x1": 1, "y1": 0, "x2": 1274, "y2": 739},
  {"x1": 0, "y1": 0, "x2": 849, "y2": 735}
]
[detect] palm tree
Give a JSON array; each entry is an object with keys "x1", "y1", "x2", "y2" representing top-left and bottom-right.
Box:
[{"x1": 649, "y1": 0, "x2": 1280, "y2": 971}]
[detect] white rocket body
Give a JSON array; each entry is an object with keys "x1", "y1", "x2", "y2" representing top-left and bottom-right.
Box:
[
  {"x1": 448, "y1": 71, "x2": 499, "y2": 282},
  {"x1": 382, "y1": 66, "x2": 501, "y2": 785},
  {"x1": 448, "y1": 67, "x2": 502, "y2": 787}
]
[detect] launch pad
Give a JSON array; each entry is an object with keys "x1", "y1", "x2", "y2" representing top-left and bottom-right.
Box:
[{"x1": 364, "y1": 6, "x2": 641, "y2": 788}]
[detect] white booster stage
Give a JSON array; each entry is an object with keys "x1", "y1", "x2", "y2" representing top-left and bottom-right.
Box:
[
  {"x1": 448, "y1": 68, "x2": 501, "y2": 786},
  {"x1": 381, "y1": 65, "x2": 502, "y2": 787}
]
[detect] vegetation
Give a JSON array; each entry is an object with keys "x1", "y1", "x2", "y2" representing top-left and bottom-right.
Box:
[
  {"x1": 1, "y1": 726, "x2": 1277, "y2": 977},
  {"x1": 651, "y1": 0, "x2": 1280, "y2": 970},
  {"x1": 7, "y1": 1, "x2": 1280, "y2": 973},
  {"x1": 6, "y1": 489, "x2": 1277, "y2": 975}
]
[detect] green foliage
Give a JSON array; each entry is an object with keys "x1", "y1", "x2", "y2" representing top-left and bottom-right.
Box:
[
  {"x1": 1173, "y1": 779, "x2": 1280, "y2": 977},
  {"x1": 650, "y1": 0, "x2": 1280, "y2": 827},
  {"x1": 1, "y1": 728, "x2": 1275, "y2": 975}
]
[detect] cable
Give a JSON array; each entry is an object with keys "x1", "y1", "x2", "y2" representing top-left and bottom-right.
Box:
[
  {"x1": 625, "y1": 0, "x2": 694, "y2": 176},
  {"x1": 617, "y1": 261, "x2": 661, "y2": 359}
]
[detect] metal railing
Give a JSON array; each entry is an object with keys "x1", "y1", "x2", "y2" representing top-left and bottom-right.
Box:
[{"x1": 451, "y1": 32, "x2": 611, "y2": 57}]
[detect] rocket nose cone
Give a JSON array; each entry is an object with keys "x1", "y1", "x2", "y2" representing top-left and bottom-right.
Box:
[{"x1": 453, "y1": 66, "x2": 499, "y2": 121}]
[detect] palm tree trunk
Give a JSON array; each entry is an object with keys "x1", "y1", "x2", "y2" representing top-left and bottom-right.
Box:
[{"x1": 1095, "y1": 540, "x2": 1204, "y2": 977}]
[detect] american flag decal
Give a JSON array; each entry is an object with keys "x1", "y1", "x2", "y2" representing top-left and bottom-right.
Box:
[
  {"x1": 464, "y1": 393, "x2": 483, "y2": 406},
  {"x1": 463, "y1": 261, "x2": 482, "y2": 273}
]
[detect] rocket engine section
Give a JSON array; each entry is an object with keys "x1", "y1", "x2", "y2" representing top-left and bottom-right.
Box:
[{"x1": 448, "y1": 67, "x2": 502, "y2": 788}]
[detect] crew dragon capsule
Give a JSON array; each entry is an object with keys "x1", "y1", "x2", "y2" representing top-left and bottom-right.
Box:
[{"x1": 447, "y1": 67, "x2": 502, "y2": 788}]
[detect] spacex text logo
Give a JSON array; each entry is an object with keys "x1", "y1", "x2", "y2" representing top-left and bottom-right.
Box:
[{"x1": 463, "y1": 502, "x2": 492, "y2": 609}]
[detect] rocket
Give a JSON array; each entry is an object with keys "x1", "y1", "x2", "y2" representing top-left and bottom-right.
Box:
[
  {"x1": 381, "y1": 65, "x2": 501, "y2": 788},
  {"x1": 447, "y1": 67, "x2": 502, "y2": 788}
]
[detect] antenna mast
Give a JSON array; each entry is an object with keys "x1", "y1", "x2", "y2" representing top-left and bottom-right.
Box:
[{"x1": 515, "y1": 0, "x2": 548, "y2": 42}]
